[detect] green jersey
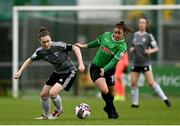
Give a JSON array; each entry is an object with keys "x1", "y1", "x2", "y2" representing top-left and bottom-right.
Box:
[{"x1": 87, "y1": 32, "x2": 127, "y2": 72}]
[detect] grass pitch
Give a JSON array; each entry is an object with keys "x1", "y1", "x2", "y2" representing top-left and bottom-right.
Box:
[{"x1": 0, "y1": 96, "x2": 179, "y2": 125}]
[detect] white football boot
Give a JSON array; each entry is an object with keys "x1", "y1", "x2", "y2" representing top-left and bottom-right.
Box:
[{"x1": 48, "y1": 110, "x2": 63, "y2": 120}]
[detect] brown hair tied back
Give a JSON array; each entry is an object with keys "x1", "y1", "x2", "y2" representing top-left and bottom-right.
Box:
[
  {"x1": 38, "y1": 26, "x2": 50, "y2": 40},
  {"x1": 119, "y1": 21, "x2": 125, "y2": 25},
  {"x1": 115, "y1": 21, "x2": 131, "y2": 35}
]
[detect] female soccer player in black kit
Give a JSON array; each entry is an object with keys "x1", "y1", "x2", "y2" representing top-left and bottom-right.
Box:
[
  {"x1": 130, "y1": 17, "x2": 171, "y2": 108},
  {"x1": 14, "y1": 27, "x2": 85, "y2": 119}
]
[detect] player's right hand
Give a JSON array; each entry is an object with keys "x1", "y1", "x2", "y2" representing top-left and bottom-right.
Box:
[
  {"x1": 14, "y1": 71, "x2": 21, "y2": 79},
  {"x1": 78, "y1": 64, "x2": 85, "y2": 72},
  {"x1": 130, "y1": 47, "x2": 135, "y2": 53}
]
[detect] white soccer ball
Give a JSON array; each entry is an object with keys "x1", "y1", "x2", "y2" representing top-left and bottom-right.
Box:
[{"x1": 75, "y1": 103, "x2": 91, "y2": 119}]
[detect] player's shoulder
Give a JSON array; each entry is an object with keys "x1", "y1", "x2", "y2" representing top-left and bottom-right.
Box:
[
  {"x1": 133, "y1": 31, "x2": 153, "y2": 37},
  {"x1": 143, "y1": 32, "x2": 155, "y2": 40},
  {"x1": 142, "y1": 31, "x2": 154, "y2": 37},
  {"x1": 122, "y1": 41, "x2": 127, "y2": 49},
  {"x1": 117, "y1": 39, "x2": 127, "y2": 50},
  {"x1": 103, "y1": 32, "x2": 112, "y2": 36},
  {"x1": 35, "y1": 47, "x2": 43, "y2": 52},
  {"x1": 147, "y1": 33, "x2": 154, "y2": 37},
  {"x1": 51, "y1": 41, "x2": 67, "y2": 47},
  {"x1": 133, "y1": 31, "x2": 140, "y2": 35}
]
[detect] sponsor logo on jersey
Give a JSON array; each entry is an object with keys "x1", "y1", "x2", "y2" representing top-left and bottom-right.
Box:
[{"x1": 101, "y1": 46, "x2": 114, "y2": 55}]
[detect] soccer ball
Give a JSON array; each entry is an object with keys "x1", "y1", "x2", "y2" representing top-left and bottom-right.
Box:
[{"x1": 75, "y1": 103, "x2": 91, "y2": 119}]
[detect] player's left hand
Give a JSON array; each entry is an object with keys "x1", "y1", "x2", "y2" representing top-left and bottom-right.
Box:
[
  {"x1": 100, "y1": 68, "x2": 104, "y2": 77},
  {"x1": 144, "y1": 49, "x2": 151, "y2": 55},
  {"x1": 78, "y1": 64, "x2": 85, "y2": 72}
]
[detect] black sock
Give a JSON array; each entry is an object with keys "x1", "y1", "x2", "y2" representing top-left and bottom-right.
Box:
[{"x1": 101, "y1": 92, "x2": 114, "y2": 110}]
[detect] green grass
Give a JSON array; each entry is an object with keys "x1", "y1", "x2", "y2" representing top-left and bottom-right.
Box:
[{"x1": 0, "y1": 96, "x2": 180, "y2": 125}]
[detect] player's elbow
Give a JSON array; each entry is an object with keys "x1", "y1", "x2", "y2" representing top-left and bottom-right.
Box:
[
  {"x1": 155, "y1": 47, "x2": 159, "y2": 52},
  {"x1": 72, "y1": 45, "x2": 80, "y2": 51}
]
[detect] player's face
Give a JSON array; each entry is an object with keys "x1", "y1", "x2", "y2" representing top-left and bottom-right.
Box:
[
  {"x1": 138, "y1": 18, "x2": 147, "y2": 31},
  {"x1": 113, "y1": 27, "x2": 124, "y2": 41},
  {"x1": 40, "y1": 35, "x2": 52, "y2": 49}
]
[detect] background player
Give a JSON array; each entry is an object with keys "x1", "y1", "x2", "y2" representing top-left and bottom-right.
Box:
[{"x1": 130, "y1": 17, "x2": 171, "y2": 108}]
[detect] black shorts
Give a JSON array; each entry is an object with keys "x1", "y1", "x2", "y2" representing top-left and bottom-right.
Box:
[
  {"x1": 131, "y1": 65, "x2": 151, "y2": 73},
  {"x1": 46, "y1": 70, "x2": 77, "y2": 91},
  {"x1": 90, "y1": 63, "x2": 115, "y2": 86}
]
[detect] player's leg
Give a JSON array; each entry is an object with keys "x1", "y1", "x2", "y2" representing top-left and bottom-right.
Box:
[
  {"x1": 35, "y1": 84, "x2": 51, "y2": 119},
  {"x1": 49, "y1": 83, "x2": 64, "y2": 119},
  {"x1": 90, "y1": 64, "x2": 118, "y2": 119},
  {"x1": 130, "y1": 71, "x2": 140, "y2": 107},
  {"x1": 49, "y1": 70, "x2": 77, "y2": 119},
  {"x1": 103, "y1": 70, "x2": 119, "y2": 119},
  {"x1": 108, "y1": 85, "x2": 119, "y2": 118},
  {"x1": 95, "y1": 78, "x2": 109, "y2": 110},
  {"x1": 144, "y1": 68, "x2": 171, "y2": 107},
  {"x1": 49, "y1": 83, "x2": 64, "y2": 112},
  {"x1": 95, "y1": 78, "x2": 117, "y2": 119}
]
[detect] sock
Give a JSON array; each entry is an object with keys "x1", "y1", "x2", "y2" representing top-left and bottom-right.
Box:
[
  {"x1": 153, "y1": 83, "x2": 167, "y2": 100},
  {"x1": 131, "y1": 87, "x2": 139, "y2": 105},
  {"x1": 41, "y1": 97, "x2": 50, "y2": 116},
  {"x1": 51, "y1": 95, "x2": 62, "y2": 112},
  {"x1": 101, "y1": 92, "x2": 114, "y2": 110}
]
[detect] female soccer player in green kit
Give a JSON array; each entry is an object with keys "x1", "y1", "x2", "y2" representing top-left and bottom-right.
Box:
[{"x1": 75, "y1": 21, "x2": 131, "y2": 119}]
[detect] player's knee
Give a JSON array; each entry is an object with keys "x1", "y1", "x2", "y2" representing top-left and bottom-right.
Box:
[
  {"x1": 148, "y1": 82, "x2": 155, "y2": 87},
  {"x1": 100, "y1": 88, "x2": 109, "y2": 94},
  {"x1": 147, "y1": 79, "x2": 156, "y2": 87},
  {"x1": 49, "y1": 90, "x2": 58, "y2": 97},
  {"x1": 40, "y1": 92, "x2": 49, "y2": 98},
  {"x1": 131, "y1": 81, "x2": 138, "y2": 88},
  {"x1": 40, "y1": 94, "x2": 49, "y2": 99}
]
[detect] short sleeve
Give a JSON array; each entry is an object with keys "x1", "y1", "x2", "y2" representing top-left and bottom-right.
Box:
[
  {"x1": 56, "y1": 41, "x2": 72, "y2": 51},
  {"x1": 66, "y1": 43, "x2": 73, "y2": 51},
  {"x1": 149, "y1": 34, "x2": 158, "y2": 48},
  {"x1": 30, "y1": 49, "x2": 42, "y2": 61}
]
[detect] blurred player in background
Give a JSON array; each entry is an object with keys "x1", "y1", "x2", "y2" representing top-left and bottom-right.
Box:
[
  {"x1": 130, "y1": 17, "x2": 171, "y2": 108},
  {"x1": 114, "y1": 52, "x2": 129, "y2": 101},
  {"x1": 75, "y1": 21, "x2": 131, "y2": 119},
  {"x1": 14, "y1": 27, "x2": 85, "y2": 119}
]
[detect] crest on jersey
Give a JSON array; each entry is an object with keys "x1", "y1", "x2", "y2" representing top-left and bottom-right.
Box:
[
  {"x1": 142, "y1": 37, "x2": 146, "y2": 42},
  {"x1": 54, "y1": 52, "x2": 59, "y2": 57}
]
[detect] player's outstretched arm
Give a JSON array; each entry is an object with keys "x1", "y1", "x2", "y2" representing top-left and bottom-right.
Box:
[
  {"x1": 14, "y1": 58, "x2": 33, "y2": 79},
  {"x1": 74, "y1": 43, "x2": 88, "y2": 48},
  {"x1": 72, "y1": 45, "x2": 85, "y2": 72}
]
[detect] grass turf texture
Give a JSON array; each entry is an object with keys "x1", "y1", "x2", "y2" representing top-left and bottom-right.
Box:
[{"x1": 0, "y1": 96, "x2": 179, "y2": 125}]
